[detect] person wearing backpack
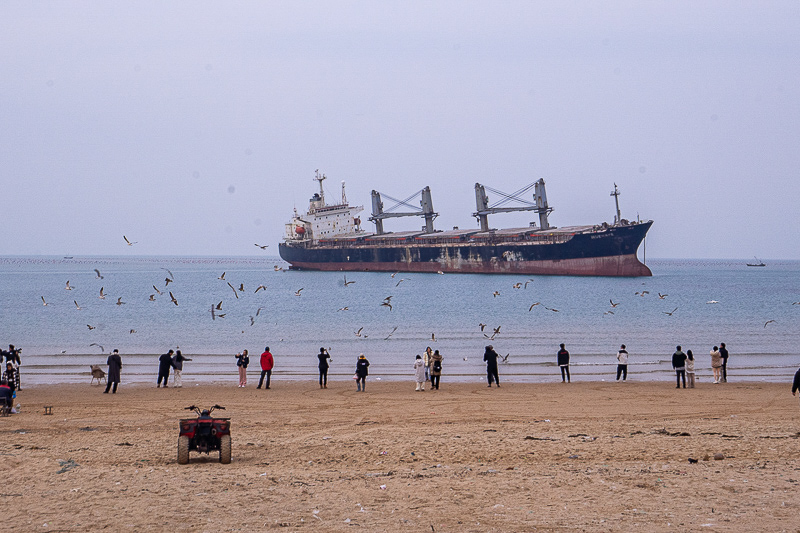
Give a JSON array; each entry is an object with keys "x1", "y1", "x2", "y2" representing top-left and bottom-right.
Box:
[{"x1": 430, "y1": 349, "x2": 443, "y2": 390}]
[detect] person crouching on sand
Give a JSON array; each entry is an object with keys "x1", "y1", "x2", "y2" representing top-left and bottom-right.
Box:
[
  {"x1": 414, "y1": 355, "x2": 425, "y2": 391},
  {"x1": 355, "y1": 353, "x2": 370, "y2": 392},
  {"x1": 236, "y1": 349, "x2": 250, "y2": 387}
]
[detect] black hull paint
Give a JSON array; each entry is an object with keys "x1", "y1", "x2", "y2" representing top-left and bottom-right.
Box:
[{"x1": 279, "y1": 221, "x2": 652, "y2": 277}]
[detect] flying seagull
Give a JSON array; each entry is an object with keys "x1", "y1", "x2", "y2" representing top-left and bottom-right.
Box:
[
  {"x1": 479, "y1": 323, "x2": 487, "y2": 331},
  {"x1": 512, "y1": 282, "x2": 522, "y2": 289},
  {"x1": 764, "y1": 320, "x2": 776, "y2": 328},
  {"x1": 662, "y1": 307, "x2": 678, "y2": 316},
  {"x1": 384, "y1": 326, "x2": 398, "y2": 340},
  {"x1": 395, "y1": 278, "x2": 408, "y2": 287},
  {"x1": 238, "y1": 283, "x2": 245, "y2": 292},
  {"x1": 609, "y1": 299, "x2": 620, "y2": 308},
  {"x1": 153, "y1": 285, "x2": 163, "y2": 296},
  {"x1": 116, "y1": 297, "x2": 125, "y2": 306},
  {"x1": 227, "y1": 282, "x2": 239, "y2": 299},
  {"x1": 295, "y1": 288, "x2": 304, "y2": 296},
  {"x1": 149, "y1": 294, "x2": 156, "y2": 301},
  {"x1": 41, "y1": 296, "x2": 49, "y2": 306},
  {"x1": 169, "y1": 291, "x2": 179, "y2": 306},
  {"x1": 65, "y1": 280, "x2": 73, "y2": 290},
  {"x1": 90, "y1": 343, "x2": 105, "y2": 352},
  {"x1": 255, "y1": 306, "x2": 264, "y2": 316},
  {"x1": 529, "y1": 302, "x2": 541, "y2": 311},
  {"x1": 354, "y1": 327, "x2": 364, "y2": 337},
  {"x1": 123, "y1": 235, "x2": 137, "y2": 246},
  {"x1": 492, "y1": 291, "x2": 500, "y2": 298},
  {"x1": 129, "y1": 329, "x2": 136, "y2": 334},
  {"x1": 210, "y1": 305, "x2": 217, "y2": 320},
  {"x1": 94, "y1": 269, "x2": 104, "y2": 279},
  {"x1": 218, "y1": 272, "x2": 226, "y2": 280},
  {"x1": 524, "y1": 279, "x2": 534, "y2": 289},
  {"x1": 74, "y1": 300, "x2": 82, "y2": 310},
  {"x1": 255, "y1": 284, "x2": 267, "y2": 293},
  {"x1": 164, "y1": 276, "x2": 173, "y2": 286},
  {"x1": 380, "y1": 301, "x2": 392, "y2": 311},
  {"x1": 545, "y1": 306, "x2": 559, "y2": 312},
  {"x1": 337, "y1": 306, "x2": 349, "y2": 312},
  {"x1": 658, "y1": 293, "x2": 668, "y2": 299},
  {"x1": 87, "y1": 324, "x2": 96, "y2": 330},
  {"x1": 255, "y1": 243, "x2": 269, "y2": 249},
  {"x1": 215, "y1": 301, "x2": 223, "y2": 310},
  {"x1": 98, "y1": 287, "x2": 106, "y2": 300},
  {"x1": 343, "y1": 275, "x2": 355, "y2": 287}
]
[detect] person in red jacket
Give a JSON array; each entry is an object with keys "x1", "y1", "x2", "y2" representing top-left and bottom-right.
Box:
[{"x1": 258, "y1": 347, "x2": 274, "y2": 389}]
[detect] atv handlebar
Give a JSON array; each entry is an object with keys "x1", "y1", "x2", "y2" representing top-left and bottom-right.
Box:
[{"x1": 184, "y1": 405, "x2": 226, "y2": 416}]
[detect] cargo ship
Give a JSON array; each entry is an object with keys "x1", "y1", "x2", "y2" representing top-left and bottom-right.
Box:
[{"x1": 279, "y1": 171, "x2": 652, "y2": 276}]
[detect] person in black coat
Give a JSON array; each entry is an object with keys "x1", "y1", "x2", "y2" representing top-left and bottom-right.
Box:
[
  {"x1": 792, "y1": 367, "x2": 800, "y2": 399},
  {"x1": 484, "y1": 345, "x2": 500, "y2": 387},
  {"x1": 355, "y1": 354, "x2": 370, "y2": 392},
  {"x1": 557, "y1": 344, "x2": 570, "y2": 383},
  {"x1": 157, "y1": 349, "x2": 174, "y2": 388},
  {"x1": 104, "y1": 349, "x2": 122, "y2": 394},
  {"x1": 318, "y1": 347, "x2": 331, "y2": 389}
]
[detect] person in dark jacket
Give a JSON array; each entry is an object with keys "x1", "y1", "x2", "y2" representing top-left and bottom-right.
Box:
[
  {"x1": 557, "y1": 344, "x2": 570, "y2": 383},
  {"x1": 157, "y1": 349, "x2": 174, "y2": 388},
  {"x1": 3, "y1": 363, "x2": 17, "y2": 394},
  {"x1": 104, "y1": 349, "x2": 122, "y2": 394},
  {"x1": 258, "y1": 347, "x2": 274, "y2": 389},
  {"x1": 672, "y1": 346, "x2": 687, "y2": 389},
  {"x1": 4, "y1": 345, "x2": 21, "y2": 390},
  {"x1": 484, "y1": 345, "x2": 500, "y2": 387},
  {"x1": 719, "y1": 342, "x2": 729, "y2": 383},
  {"x1": 430, "y1": 349, "x2": 443, "y2": 390},
  {"x1": 792, "y1": 367, "x2": 800, "y2": 399},
  {"x1": 355, "y1": 353, "x2": 370, "y2": 392},
  {"x1": 317, "y1": 347, "x2": 331, "y2": 389}
]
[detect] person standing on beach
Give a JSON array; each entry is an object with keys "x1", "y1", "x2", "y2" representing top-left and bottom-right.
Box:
[
  {"x1": 317, "y1": 347, "x2": 330, "y2": 389},
  {"x1": 557, "y1": 344, "x2": 570, "y2": 383},
  {"x1": 430, "y1": 349, "x2": 443, "y2": 390},
  {"x1": 172, "y1": 350, "x2": 191, "y2": 388},
  {"x1": 710, "y1": 346, "x2": 722, "y2": 384},
  {"x1": 484, "y1": 345, "x2": 500, "y2": 387},
  {"x1": 4, "y1": 345, "x2": 21, "y2": 390},
  {"x1": 719, "y1": 343, "x2": 729, "y2": 383},
  {"x1": 258, "y1": 347, "x2": 274, "y2": 389},
  {"x1": 104, "y1": 349, "x2": 122, "y2": 394},
  {"x1": 355, "y1": 353, "x2": 370, "y2": 392},
  {"x1": 413, "y1": 355, "x2": 425, "y2": 391},
  {"x1": 792, "y1": 366, "x2": 800, "y2": 400},
  {"x1": 616, "y1": 344, "x2": 629, "y2": 381},
  {"x1": 236, "y1": 349, "x2": 250, "y2": 387},
  {"x1": 686, "y1": 350, "x2": 696, "y2": 388},
  {"x1": 157, "y1": 349, "x2": 174, "y2": 388},
  {"x1": 672, "y1": 346, "x2": 687, "y2": 388},
  {"x1": 423, "y1": 347, "x2": 433, "y2": 382}
]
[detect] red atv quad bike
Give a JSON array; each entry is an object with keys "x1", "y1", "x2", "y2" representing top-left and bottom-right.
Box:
[{"x1": 178, "y1": 405, "x2": 231, "y2": 464}]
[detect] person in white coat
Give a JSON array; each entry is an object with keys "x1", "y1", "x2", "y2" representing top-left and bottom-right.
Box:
[{"x1": 413, "y1": 355, "x2": 426, "y2": 391}]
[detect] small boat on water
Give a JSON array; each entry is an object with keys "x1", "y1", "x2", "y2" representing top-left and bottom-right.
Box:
[{"x1": 746, "y1": 256, "x2": 766, "y2": 267}]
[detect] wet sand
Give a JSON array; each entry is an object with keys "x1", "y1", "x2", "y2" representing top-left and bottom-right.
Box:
[{"x1": 3, "y1": 380, "x2": 800, "y2": 531}]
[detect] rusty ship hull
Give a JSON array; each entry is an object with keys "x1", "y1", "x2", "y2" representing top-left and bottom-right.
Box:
[{"x1": 279, "y1": 221, "x2": 652, "y2": 277}]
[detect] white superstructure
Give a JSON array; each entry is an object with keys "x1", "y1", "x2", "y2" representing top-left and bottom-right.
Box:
[{"x1": 284, "y1": 171, "x2": 364, "y2": 243}]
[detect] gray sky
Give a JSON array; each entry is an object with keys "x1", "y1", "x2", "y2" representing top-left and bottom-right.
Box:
[{"x1": 2, "y1": 1, "x2": 799, "y2": 259}]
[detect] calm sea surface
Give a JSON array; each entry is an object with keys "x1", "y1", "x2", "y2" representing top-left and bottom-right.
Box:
[{"x1": 2, "y1": 256, "x2": 798, "y2": 385}]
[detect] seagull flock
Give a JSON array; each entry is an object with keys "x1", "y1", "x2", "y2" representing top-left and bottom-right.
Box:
[{"x1": 37, "y1": 235, "x2": 791, "y2": 355}]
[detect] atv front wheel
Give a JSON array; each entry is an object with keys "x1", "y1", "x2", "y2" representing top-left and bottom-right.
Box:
[
  {"x1": 178, "y1": 435, "x2": 190, "y2": 464},
  {"x1": 219, "y1": 434, "x2": 231, "y2": 464}
]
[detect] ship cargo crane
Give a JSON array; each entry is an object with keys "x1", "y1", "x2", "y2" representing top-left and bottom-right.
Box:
[
  {"x1": 474, "y1": 179, "x2": 553, "y2": 232},
  {"x1": 369, "y1": 187, "x2": 438, "y2": 235}
]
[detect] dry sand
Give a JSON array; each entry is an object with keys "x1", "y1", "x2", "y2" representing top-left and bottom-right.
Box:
[{"x1": 3, "y1": 379, "x2": 800, "y2": 532}]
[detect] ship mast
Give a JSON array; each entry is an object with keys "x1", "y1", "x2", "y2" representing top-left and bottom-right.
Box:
[
  {"x1": 370, "y1": 186, "x2": 438, "y2": 235},
  {"x1": 314, "y1": 170, "x2": 326, "y2": 206},
  {"x1": 610, "y1": 183, "x2": 621, "y2": 225}
]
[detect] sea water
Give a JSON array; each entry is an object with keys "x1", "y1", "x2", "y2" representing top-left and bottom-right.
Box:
[{"x1": 1, "y1": 256, "x2": 798, "y2": 385}]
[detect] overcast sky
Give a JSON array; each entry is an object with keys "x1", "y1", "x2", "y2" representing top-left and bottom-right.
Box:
[{"x1": 2, "y1": 1, "x2": 798, "y2": 259}]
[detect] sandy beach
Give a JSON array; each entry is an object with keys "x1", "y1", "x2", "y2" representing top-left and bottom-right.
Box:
[{"x1": 3, "y1": 379, "x2": 800, "y2": 531}]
